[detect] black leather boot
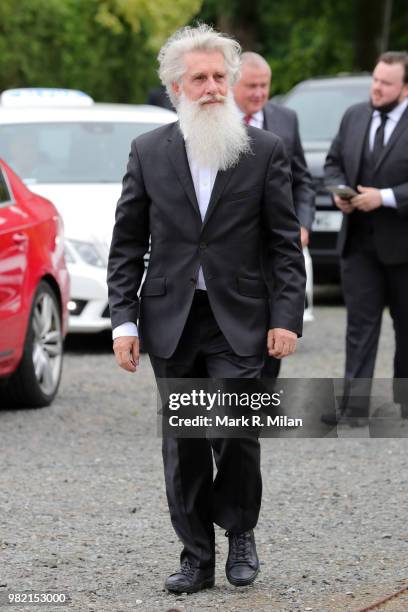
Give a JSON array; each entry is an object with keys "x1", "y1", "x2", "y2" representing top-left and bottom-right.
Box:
[
  {"x1": 164, "y1": 559, "x2": 214, "y2": 594},
  {"x1": 321, "y1": 410, "x2": 368, "y2": 427},
  {"x1": 225, "y1": 529, "x2": 259, "y2": 586}
]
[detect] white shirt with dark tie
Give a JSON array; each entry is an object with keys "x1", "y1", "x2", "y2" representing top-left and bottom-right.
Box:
[{"x1": 363, "y1": 98, "x2": 408, "y2": 208}]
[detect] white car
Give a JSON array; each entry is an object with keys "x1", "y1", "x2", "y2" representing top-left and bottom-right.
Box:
[
  {"x1": 0, "y1": 88, "x2": 176, "y2": 332},
  {"x1": 0, "y1": 88, "x2": 312, "y2": 331}
]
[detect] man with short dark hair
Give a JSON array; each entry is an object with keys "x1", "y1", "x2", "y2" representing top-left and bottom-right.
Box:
[
  {"x1": 323, "y1": 51, "x2": 408, "y2": 426},
  {"x1": 233, "y1": 51, "x2": 315, "y2": 378},
  {"x1": 107, "y1": 25, "x2": 306, "y2": 593}
]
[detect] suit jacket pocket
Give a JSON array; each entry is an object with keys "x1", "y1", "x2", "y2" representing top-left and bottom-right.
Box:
[
  {"x1": 223, "y1": 188, "x2": 263, "y2": 203},
  {"x1": 141, "y1": 277, "x2": 166, "y2": 296},
  {"x1": 237, "y1": 277, "x2": 268, "y2": 298}
]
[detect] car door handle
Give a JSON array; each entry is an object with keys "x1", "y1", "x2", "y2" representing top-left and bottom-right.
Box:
[{"x1": 12, "y1": 232, "x2": 28, "y2": 244}]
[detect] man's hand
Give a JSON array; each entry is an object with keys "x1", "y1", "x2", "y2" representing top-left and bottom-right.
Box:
[
  {"x1": 113, "y1": 336, "x2": 139, "y2": 372},
  {"x1": 300, "y1": 226, "x2": 309, "y2": 248},
  {"x1": 267, "y1": 328, "x2": 297, "y2": 359},
  {"x1": 334, "y1": 194, "x2": 354, "y2": 214},
  {"x1": 351, "y1": 185, "x2": 382, "y2": 212}
]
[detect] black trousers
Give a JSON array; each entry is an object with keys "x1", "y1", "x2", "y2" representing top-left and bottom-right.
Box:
[
  {"x1": 262, "y1": 354, "x2": 281, "y2": 378},
  {"x1": 341, "y1": 234, "x2": 408, "y2": 415},
  {"x1": 149, "y1": 290, "x2": 264, "y2": 569}
]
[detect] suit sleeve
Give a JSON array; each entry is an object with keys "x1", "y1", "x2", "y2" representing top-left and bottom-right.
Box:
[
  {"x1": 107, "y1": 140, "x2": 150, "y2": 329},
  {"x1": 389, "y1": 184, "x2": 408, "y2": 217},
  {"x1": 324, "y1": 113, "x2": 350, "y2": 188},
  {"x1": 262, "y1": 138, "x2": 306, "y2": 336},
  {"x1": 290, "y1": 114, "x2": 316, "y2": 230}
]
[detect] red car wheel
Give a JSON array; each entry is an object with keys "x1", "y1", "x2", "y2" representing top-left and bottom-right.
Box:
[{"x1": 2, "y1": 281, "x2": 63, "y2": 407}]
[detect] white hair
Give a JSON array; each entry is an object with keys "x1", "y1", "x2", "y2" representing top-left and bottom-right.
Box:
[
  {"x1": 241, "y1": 51, "x2": 272, "y2": 74},
  {"x1": 158, "y1": 24, "x2": 242, "y2": 107}
]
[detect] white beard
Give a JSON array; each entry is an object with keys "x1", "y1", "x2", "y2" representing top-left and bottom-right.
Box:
[{"x1": 177, "y1": 91, "x2": 251, "y2": 171}]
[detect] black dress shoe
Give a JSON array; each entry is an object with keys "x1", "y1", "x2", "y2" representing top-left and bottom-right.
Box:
[
  {"x1": 164, "y1": 559, "x2": 214, "y2": 594},
  {"x1": 320, "y1": 411, "x2": 368, "y2": 427},
  {"x1": 401, "y1": 404, "x2": 408, "y2": 419},
  {"x1": 225, "y1": 529, "x2": 259, "y2": 586}
]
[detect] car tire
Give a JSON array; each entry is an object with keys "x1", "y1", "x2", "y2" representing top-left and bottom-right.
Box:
[{"x1": 2, "y1": 281, "x2": 63, "y2": 407}]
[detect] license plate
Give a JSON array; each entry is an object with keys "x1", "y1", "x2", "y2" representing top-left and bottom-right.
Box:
[{"x1": 312, "y1": 210, "x2": 342, "y2": 232}]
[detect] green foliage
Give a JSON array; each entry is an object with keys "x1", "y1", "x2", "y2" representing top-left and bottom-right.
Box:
[
  {"x1": 389, "y1": 0, "x2": 408, "y2": 52},
  {"x1": 0, "y1": 0, "x2": 201, "y2": 103},
  {"x1": 194, "y1": 0, "x2": 408, "y2": 94},
  {"x1": 259, "y1": 1, "x2": 354, "y2": 92},
  {"x1": 0, "y1": 0, "x2": 405, "y2": 102}
]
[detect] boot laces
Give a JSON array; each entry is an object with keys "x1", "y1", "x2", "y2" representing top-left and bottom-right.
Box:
[
  {"x1": 226, "y1": 530, "x2": 251, "y2": 563},
  {"x1": 180, "y1": 559, "x2": 196, "y2": 578}
]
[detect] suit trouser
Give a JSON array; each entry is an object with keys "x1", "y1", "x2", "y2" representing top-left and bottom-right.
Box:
[
  {"x1": 341, "y1": 234, "x2": 408, "y2": 415},
  {"x1": 149, "y1": 290, "x2": 263, "y2": 569},
  {"x1": 262, "y1": 354, "x2": 281, "y2": 378}
]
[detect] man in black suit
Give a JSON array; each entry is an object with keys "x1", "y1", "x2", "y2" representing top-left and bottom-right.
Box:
[
  {"x1": 107, "y1": 25, "x2": 306, "y2": 593},
  {"x1": 323, "y1": 51, "x2": 408, "y2": 426},
  {"x1": 233, "y1": 52, "x2": 315, "y2": 377}
]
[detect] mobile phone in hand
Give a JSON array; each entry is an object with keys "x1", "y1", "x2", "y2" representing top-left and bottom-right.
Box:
[{"x1": 327, "y1": 185, "x2": 358, "y2": 200}]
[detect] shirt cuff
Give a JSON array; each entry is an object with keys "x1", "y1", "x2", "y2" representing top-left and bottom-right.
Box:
[
  {"x1": 112, "y1": 322, "x2": 138, "y2": 339},
  {"x1": 381, "y1": 188, "x2": 397, "y2": 208}
]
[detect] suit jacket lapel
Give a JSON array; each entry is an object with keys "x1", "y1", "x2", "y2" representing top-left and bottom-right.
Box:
[
  {"x1": 348, "y1": 106, "x2": 372, "y2": 186},
  {"x1": 166, "y1": 123, "x2": 201, "y2": 217},
  {"x1": 262, "y1": 106, "x2": 274, "y2": 131},
  {"x1": 202, "y1": 165, "x2": 236, "y2": 227},
  {"x1": 374, "y1": 105, "x2": 408, "y2": 171}
]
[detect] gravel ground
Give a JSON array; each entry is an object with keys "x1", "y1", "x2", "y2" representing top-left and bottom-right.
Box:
[{"x1": 1, "y1": 302, "x2": 407, "y2": 612}]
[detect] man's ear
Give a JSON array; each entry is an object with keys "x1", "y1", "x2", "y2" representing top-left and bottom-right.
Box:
[{"x1": 172, "y1": 82, "x2": 180, "y2": 99}]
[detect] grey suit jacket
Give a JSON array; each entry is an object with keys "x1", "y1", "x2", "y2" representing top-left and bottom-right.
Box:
[
  {"x1": 263, "y1": 102, "x2": 315, "y2": 230},
  {"x1": 107, "y1": 122, "x2": 306, "y2": 358},
  {"x1": 324, "y1": 102, "x2": 408, "y2": 264}
]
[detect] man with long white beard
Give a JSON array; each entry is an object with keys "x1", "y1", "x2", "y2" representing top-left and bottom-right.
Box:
[{"x1": 107, "y1": 24, "x2": 306, "y2": 594}]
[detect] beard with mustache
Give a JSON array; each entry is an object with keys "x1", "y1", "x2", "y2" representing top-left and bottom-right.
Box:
[
  {"x1": 371, "y1": 95, "x2": 403, "y2": 114},
  {"x1": 177, "y1": 90, "x2": 252, "y2": 171},
  {"x1": 371, "y1": 84, "x2": 406, "y2": 114}
]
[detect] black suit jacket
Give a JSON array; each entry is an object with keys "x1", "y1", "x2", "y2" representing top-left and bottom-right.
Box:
[
  {"x1": 107, "y1": 122, "x2": 306, "y2": 358},
  {"x1": 324, "y1": 102, "x2": 408, "y2": 264},
  {"x1": 263, "y1": 102, "x2": 315, "y2": 230}
]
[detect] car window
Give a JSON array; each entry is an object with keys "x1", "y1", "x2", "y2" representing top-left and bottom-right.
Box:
[
  {"x1": 284, "y1": 83, "x2": 370, "y2": 142},
  {"x1": 0, "y1": 122, "x2": 162, "y2": 184},
  {"x1": 0, "y1": 168, "x2": 12, "y2": 204}
]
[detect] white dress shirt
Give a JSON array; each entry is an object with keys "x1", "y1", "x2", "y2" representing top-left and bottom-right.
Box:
[
  {"x1": 186, "y1": 149, "x2": 218, "y2": 289},
  {"x1": 369, "y1": 98, "x2": 408, "y2": 208},
  {"x1": 112, "y1": 142, "x2": 218, "y2": 339}
]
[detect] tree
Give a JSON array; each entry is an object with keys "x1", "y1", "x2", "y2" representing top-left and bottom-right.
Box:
[
  {"x1": 0, "y1": 0, "x2": 201, "y2": 103},
  {"x1": 354, "y1": 0, "x2": 394, "y2": 70},
  {"x1": 194, "y1": 0, "x2": 408, "y2": 94}
]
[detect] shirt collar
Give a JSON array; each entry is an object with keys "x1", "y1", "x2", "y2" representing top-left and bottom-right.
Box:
[
  {"x1": 237, "y1": 107, "x2": 264, "y2": 125},
  {"x1": 252, "y1": 109, "x2": 264, "y2": 125},
  {"x1": 373, "y1": 97, "x2": 408, "y2": 123}
]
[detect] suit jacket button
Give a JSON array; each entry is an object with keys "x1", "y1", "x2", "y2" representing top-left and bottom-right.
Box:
[
  {"x1": 199, "y1": 242, "x2": 207, "y2": 249},
  {"x1": 190, "y1": 278, "x2": 197, "y2": 285}
]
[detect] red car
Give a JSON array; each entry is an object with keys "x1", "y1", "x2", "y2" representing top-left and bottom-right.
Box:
[{"x1": 0, "y1": 159, "x2": 69, "y2": 407}]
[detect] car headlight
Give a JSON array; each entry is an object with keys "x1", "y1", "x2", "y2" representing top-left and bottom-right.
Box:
[{"x1": 65, "y1": 239, "x2": 107, "y2": 268}]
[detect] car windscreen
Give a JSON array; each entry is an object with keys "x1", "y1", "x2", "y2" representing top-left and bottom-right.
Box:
[
  {"x1": 283, "y1": 83, "x2": 370, "y2": 142},
  {"x1": 0, "y1": 122, "x2": 163, "y2": 184}
]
